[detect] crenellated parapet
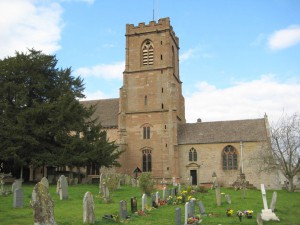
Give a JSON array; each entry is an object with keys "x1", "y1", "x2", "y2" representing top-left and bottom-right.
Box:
[{"x1": 126, "y1": 17, "x2": 179, "y2": 46}]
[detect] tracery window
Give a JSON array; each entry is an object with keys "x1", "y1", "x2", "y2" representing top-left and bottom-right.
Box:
[
  {"x1": 142, "y1": 40, "x2": 154, "y2": 66},
  {"x1": 189, "y1": 147, "x2": 197, "y2": 162},
  {"x1": 222, "y1": 145, "x2": 238, "y2": 170},
  {"x1": 142, "y1": 149, "x2": 152, "y2": 172}
]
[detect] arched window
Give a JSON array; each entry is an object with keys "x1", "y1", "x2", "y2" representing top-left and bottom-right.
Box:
[
  {"x1": 142, "y1": 40, "x2": 154, "y2": 66},
  {"x1": 222, "y1": 145, "x2": 238, "y2": 170},
  {"x1": 189, "y1": 148, "x2": 197, "y2": 162},
  {"x1": 142, "y1": 149, "x2": 152, "y2": 172}
]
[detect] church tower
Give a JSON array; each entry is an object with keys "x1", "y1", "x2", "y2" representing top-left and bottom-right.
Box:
[{"x1": 118, "y1": 18, "x2": 185, "y2": 180}]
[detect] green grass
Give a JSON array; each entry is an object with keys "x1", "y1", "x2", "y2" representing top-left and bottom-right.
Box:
[{"x1": 0, "y1": 184, "x2": 299, "y2": 225}]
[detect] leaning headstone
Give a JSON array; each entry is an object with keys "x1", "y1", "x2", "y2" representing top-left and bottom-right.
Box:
[
  {"x1": 13, "y1": 188, "x2": 24, "y2": 208},
  {"x1": 130, "y1": 197, "x2": 137, "y2": 213},
  {"x1": 59, "y1": 175, "x2": 68, "y2": 200},
  {"x1": 184, "y1": 202, "x2": 189, "y2": 225},
  {"x1": 198, "y1": 201, "x2": 207, "y2": 216},
  {"x1": 269, "y1": 191, "x2": 277, "y2": 212},
  {"x1": 215, "y1": 184, "x2": 221, "y2": 206},
  {"x1": 260, "y1": 184, "x2": 279, "y2": 221},
  {"x1": 31, "y1": 182, "x2": 56, "y2": 225},
  {"x1": 11, "y1": 179, "x2": 22, "y2": 193},
  {"x1": 41, "y1": 177, "x2": 49, "y2": 189},
  {"x1": 83, "y1": 191, "x2": 95, "y2": 224},
  {"x1": 120, "y1": 200, "x2": 128, "y2": 219},
  {"x1": 257, "y1": 212, "x2": 263, "y2": 225},
  {"x1": 225, "y1": 194, "x2": 231, "y2": 204},
  {"x1": 175, "y1": 207, "x2": 181, "y2": 225}
]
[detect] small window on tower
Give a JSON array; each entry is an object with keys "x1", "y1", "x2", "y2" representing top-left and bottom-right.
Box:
[{"x1": 142, "y1": 40, "x2": 154, "y2": 66}]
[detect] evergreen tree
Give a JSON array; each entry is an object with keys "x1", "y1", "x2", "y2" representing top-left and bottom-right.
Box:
[{"x1": 0, "y1": 49, "x2": 122, "y2": 176}]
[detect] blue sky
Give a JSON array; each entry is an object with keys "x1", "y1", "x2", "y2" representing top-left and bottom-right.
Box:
[{"x1": 1, "y1": 0, "x2": 300, "y2": 123}]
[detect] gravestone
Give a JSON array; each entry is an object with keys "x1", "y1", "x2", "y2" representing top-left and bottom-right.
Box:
[
  {"x1": 120, "y1": 200, "x2": 128, "y2": 219},
  {"x1": 155, "y1": 191, "x2": 160, "y2": 204},
  {"x1": 225, "y1": 194, "x2": 231, "y2": 204},
  {"x1": 162, "y1": 187, "x2": 167, "y2": 200},
  {"x1": 175, "y1": 207, "x2": 181, "y2": 225},
  {"x1": 41, "y1": 177, "x2": 49, "y2": 189},
  {"x1": 102, "y1": 184, "x2": 110, "y2": 203},
  {"x1": 178, "y1": 184, "x2": 181, "y2": 194},
  {"x1": 13, "y1": 188, "x2": 24, "y2": 208},
  {"x1": 58, "y1": 175, "x2": 68, "y2": 200},
  {"x1": 184, "y1": 202, "x2": 189, "y2": 225},
  {"x1": 31, "y1": 182, "x2": 56, "y2": 225},
  {"x1": 130, "y1": 197, "x2": 137, "y2": 213},
  {"x1": 215, "y1": 184, "x2": 221, "y2": 206},
  {"x1": 83, "y1": 191, "x2": 95, "y2": 224},
  {"x1": 270, "y1": 191, "x2": 277, "y2": 212},
  {"x1": 99, "y1": 173, "x2": 103, "y2": 194},
  {"x1": 198, "y1": 201, "x2": 207, "y2": 216},
  {"x1": 171, "y1": 188, "x2": 175, "y2": 197},
  {"x1": 260, "y1": 184, "x2": 279, "y2": 221},
  {"x1": 142, "y1": 194, "x2": 146, "y2": 211},
  {"x1": 257, "y1": 212, "x2": 263, "y2": 225},
  {"x1": 189, "y1": 199, "x2": 195, "y2": 217},
  {"x1": 11, "y1": 179, "x2": 22, "y2": 193}
]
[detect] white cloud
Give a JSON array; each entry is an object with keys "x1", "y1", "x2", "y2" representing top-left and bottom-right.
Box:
[
  {"x1": 0, "y1": 0, "x2": 63, "y2": 59},
  {"x1": 59, "y1": 0, "x2": 95, "y2": 4},
  {"x1": 74, "y1": 61, "x2": 125, "y2": 80},
  {"x1": 81, "y1": 90, "x2": 108, "y2": 101},
  {"x1": 268, "y1": 25, "x2": 300, "y2": 50},
  {"x1": 185, "y1": 75, "x2": 300, "y2": 124},
  {"x1": 180, "y1": 46, "x2": 213, "y2": 62}
]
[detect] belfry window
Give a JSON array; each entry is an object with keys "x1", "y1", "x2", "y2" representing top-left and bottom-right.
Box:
[
  {"x1": 222, "y1": 145, "x2": 238, "y2": 170},
  {"x1": 142, "y1": 149, "x2": 152, "y2": 172},
  {"x1": 189, "y1": 148, "x2": 197, "y2": 162},
  {"x1": 142, "y1": 40, "x2": 154, "y2": 65}
]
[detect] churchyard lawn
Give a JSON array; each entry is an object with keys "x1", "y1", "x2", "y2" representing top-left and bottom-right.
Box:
[{"x1": 0, "y1": 183, "x2": 299, "y2": 225}]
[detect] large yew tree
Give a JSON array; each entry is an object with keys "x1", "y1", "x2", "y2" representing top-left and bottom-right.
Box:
[{"x1": 0, "y1": 49, "x2": 122, "y2": 177}]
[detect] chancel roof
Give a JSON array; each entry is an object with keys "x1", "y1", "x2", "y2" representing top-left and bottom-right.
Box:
[
  {"x1": 80, "y1": 98, "x2": 119, "y2": 128},
  {"x1": 178, "y1": 118, "x2": 268, "y2": 144}
]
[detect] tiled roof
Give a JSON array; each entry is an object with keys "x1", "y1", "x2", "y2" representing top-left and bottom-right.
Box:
[
  {"x1": 80, "y1": 98, "x2": 119, "y2": 128},
  {"x1": 178, "y1": 118, "x2": 268, "y2": 144}
]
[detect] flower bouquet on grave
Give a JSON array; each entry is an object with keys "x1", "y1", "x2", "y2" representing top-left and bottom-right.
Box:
[
  {"x1": 236, "y1": 210, "x2": 244, "y2": 222},
  {"x1": 244, "y1": 210, "x2": 253, "y2": 218},
  {"x1": 226, "y1": 208, "x2": 234, "y2": 217},
  {"x1": 187, "y1": 215, "x2": 202, "y2": 224},
  {"x1": 167, "y1": 195, "x2": 173, "y2": 205}
]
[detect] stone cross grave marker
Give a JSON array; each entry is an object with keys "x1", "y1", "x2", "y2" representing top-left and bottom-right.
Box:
[
  {"x1": 41, "y1": 177, "x2": 49, "y2": 189},
  {"x1": 184, "y1": 202, "x2": 189, "y2": 225},
  {"x1": 83, "y1": 191, "x2": 95, "y2": 224},
  {"x1": 175, "y1": 207, "x2": 181, "y2": 225},
  {"x1": 260, "y1": 184, "x2": 279, "y2": 221},
  {"x1": 270, "y1": 191, "x2": 277, "y2": 212},
  {"x1": 198, "y1": 201, "x2": 207, "y2": 216},
  {"x1": 31, "y1": 182, "x2": 56, "y2": 225},
  {"x1": 130, "y1": 197, "x2": 137, "y2": 213},
  {"x1": 59, "y1": 175, "x2": 68, "y2": 200},
  {"x1": 120, "y1": 200, "x2": 128, "y2": 219},
  {"x1": 215, "y1": 184, "x2": 221, "y2": 206},
  {"x1": 225, "y1": 194, "x2": 231, "y2": 204},
  {"x1": 13, "y1": 188, "x2": 24, "y2": 208},
  {"x1": 189, "y1": 199, "x2": 195, "y2": 217}
]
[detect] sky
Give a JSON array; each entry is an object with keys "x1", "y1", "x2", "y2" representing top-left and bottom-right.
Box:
[{"x1": 1, "y1": 0, "x2": 300, "y2": 124}]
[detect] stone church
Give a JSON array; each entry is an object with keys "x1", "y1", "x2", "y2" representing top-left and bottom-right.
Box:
[{"x1": 81, "y1": 18, "x2": 280, "y2": 189}]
